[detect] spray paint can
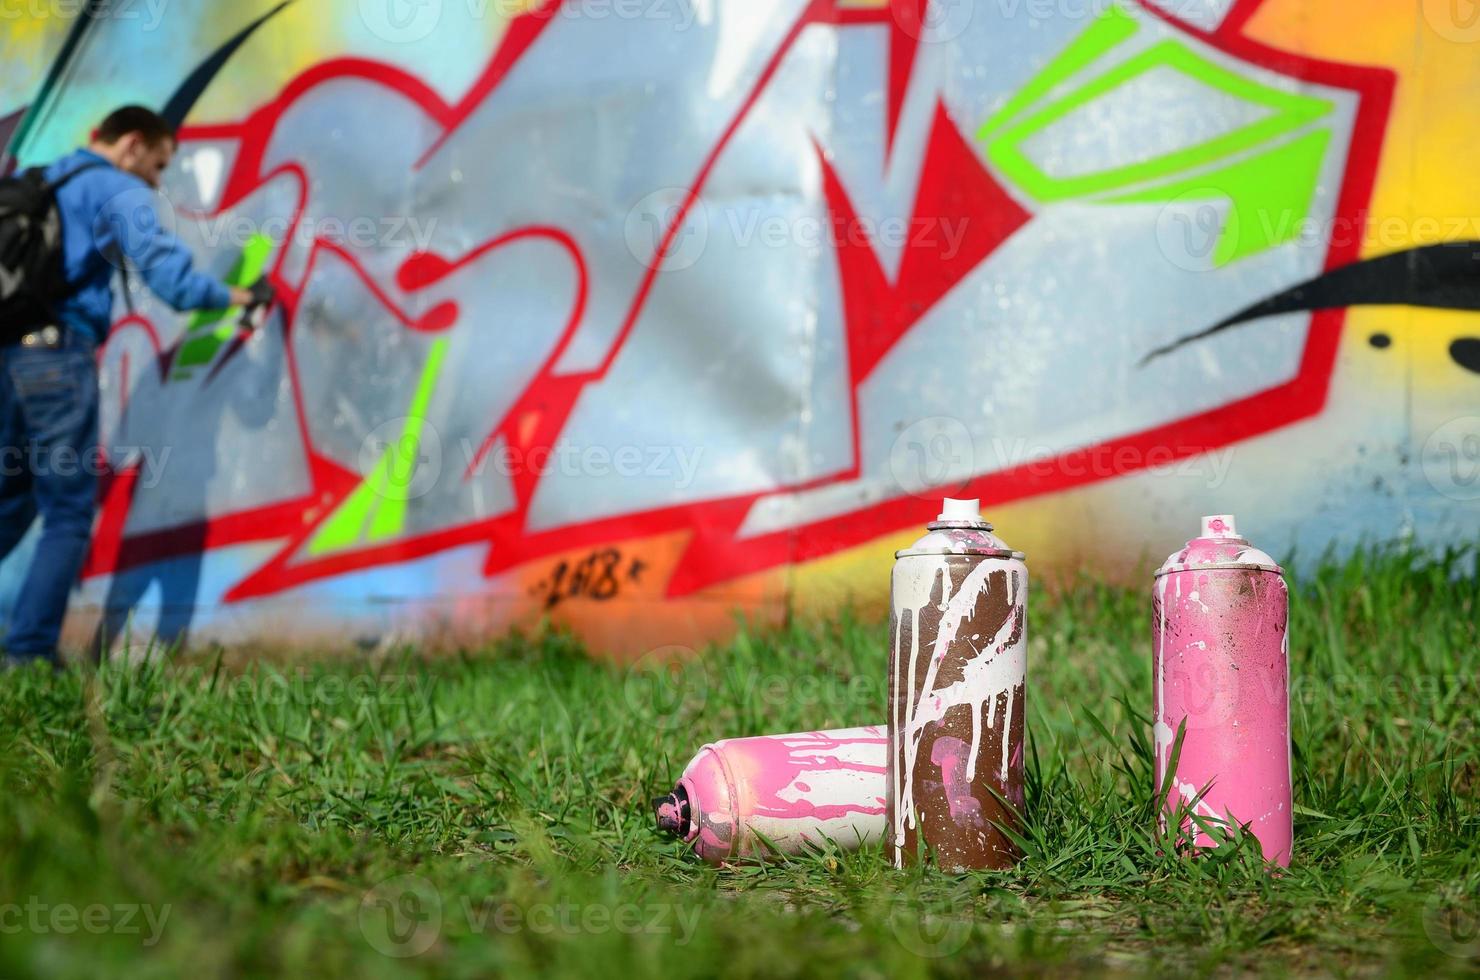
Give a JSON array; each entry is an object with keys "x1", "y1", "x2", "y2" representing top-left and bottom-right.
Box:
[
  {"x1": 1153, "y1": 515, "x2": 1292, "y2": 865},
  {"x1": 888, "y1": 498, "x2": 1028, "y2": 871},
  {"x1": 653, "y1": 727, "x2": 887, "y2": 864}
]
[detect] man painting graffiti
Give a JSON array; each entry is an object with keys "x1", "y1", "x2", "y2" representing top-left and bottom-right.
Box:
[{"x1": 0, "y1": 105, "x2": 272, "y2": 669}]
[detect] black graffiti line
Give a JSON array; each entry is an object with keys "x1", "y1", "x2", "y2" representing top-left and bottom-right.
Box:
[
  {"x1": 1141, "y1": 240, "x2": 1480, "y2": 365},
  {"x1": 161, "y1": 0, "x2": 297, "y2": 127}
]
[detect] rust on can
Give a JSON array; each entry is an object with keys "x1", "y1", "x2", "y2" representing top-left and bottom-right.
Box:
[{"x1": 887, "y1": 499, "x2": 1028, "y2": 871}]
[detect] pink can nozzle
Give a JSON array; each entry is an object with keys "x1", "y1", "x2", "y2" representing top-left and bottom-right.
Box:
[
  {"x1": 653, "y1": 785, "x2": 691, "y2": 839},
  {"x1": 1201, "y1": 514, "x2": 1239, "y2": 538}
]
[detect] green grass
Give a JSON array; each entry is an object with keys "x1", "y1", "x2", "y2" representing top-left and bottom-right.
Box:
[{"x1": 1, "y1": 543, "x2": 1477, "y2": 978}]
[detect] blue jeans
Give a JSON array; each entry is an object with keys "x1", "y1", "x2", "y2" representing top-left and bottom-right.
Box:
[{"x1": 0, "y1": 333, "x2": 100, "y2": 662}]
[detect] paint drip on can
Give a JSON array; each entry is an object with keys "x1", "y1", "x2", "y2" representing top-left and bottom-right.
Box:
[
  {"x1": 1153, "y1": 515, "x2": 1292, "y2": 866},
  {"x1": 887, "y1": 499, "x2": 1028, "y2": 871},
  {"x1": 653, "y1": 727, "x2": 887, "y2": 864}
]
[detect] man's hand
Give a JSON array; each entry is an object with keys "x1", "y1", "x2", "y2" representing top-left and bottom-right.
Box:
[{"x1": 228, "y1": 276, "x2": 276, "y2": 309}]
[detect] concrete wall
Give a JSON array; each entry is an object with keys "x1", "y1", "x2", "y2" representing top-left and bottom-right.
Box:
[{"x1": 2, "y1": 0, "x2": 1477, "y2": 657}]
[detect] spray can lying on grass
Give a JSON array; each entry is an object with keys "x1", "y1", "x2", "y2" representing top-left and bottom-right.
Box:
[
  {"x1": 653, "y1": 727, "x2": 887, "y2": 863},
  {"x1": 888, "y1": 499, "x2": 1028, "y2": 871},
  {"x1": 1153, "y1": 515, "x2": 1292, "y2": 865}
]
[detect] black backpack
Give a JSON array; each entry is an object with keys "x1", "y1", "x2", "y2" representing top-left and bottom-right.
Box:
[{"x1": 0, "y1": 161, "x2": 104, "y2": 341}]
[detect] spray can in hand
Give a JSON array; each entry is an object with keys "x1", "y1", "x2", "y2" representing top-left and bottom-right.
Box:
[
  {"x1": 888, "y1": 499, "x2": 1028, "y2": 870},
  {"x1": 1153, "y1": 515, "x2": 1292, "y2": 865},
  {"x1": 654, "y1": 727, "x2": 887, "y2": 863}
]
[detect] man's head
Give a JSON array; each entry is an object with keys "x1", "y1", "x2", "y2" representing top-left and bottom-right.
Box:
[{"x1": 89, "y1": 105, "x2": 176, "y2": 188}]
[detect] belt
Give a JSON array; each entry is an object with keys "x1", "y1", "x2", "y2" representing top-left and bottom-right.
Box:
[{"x1": 15, "y1": 325, "x2": 65, "y2": 349}]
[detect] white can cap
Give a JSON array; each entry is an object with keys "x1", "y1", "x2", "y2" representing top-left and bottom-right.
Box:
[
  {"x1": 1201, "y1": 514, "x2": 1239, "y2": 538},
  {"x1": 938, "y1": 498, "x2": 983, "y2": 523}
]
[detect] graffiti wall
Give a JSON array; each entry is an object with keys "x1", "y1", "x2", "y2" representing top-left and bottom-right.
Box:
[{"x1": 1, "y1": 0, "x2": 1476, "y2": 656}]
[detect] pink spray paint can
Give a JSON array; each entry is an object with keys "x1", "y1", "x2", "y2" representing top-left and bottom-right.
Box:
[
  {"x1": 1153, "y1": 514, "x2": 1292, "y2": 865},
  {"x1": 888, "y1": 499, "x2": 1028, "y2": 871},
  {"x1": 653, "y1": 727, "x2": 887, "y2": 863}
]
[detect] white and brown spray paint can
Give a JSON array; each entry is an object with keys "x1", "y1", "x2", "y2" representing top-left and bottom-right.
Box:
[{"x1": 888, "y1": 498, "x2": 1028, "y2": 870}]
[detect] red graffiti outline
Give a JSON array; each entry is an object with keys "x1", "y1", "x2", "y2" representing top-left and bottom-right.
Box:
[{"x1": 86, "y1": 0, "x2": 1393, "y2": 604}]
